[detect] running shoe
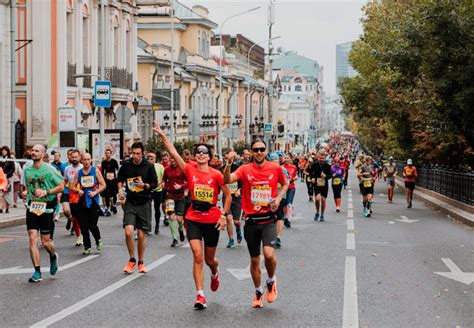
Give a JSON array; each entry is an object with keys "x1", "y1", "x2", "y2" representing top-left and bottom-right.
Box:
[
  {"x1": 226, "y1": 239, "x2": 235, "y2": 248},
  {"x1": 123, "y1": 260, "x2": 136, "y2": 274},
  {"x1": 266, "y1": 280, "x2": 278, "y2": 303},
  {"x1": 179, "y1": 230, "x2": 185, "y2": 242},
  {"x1": 154, "y1": 226, "x2": 160, "y2": 235},
  {"x1": 236, "y1": 229, "x2": 242, "y2": 244},
  {"x1": 363, "y1": 208, "x2": 368, "y2": 217},
  {"x1": 111, "y1": 206, "x2": 118, "y2": 214},
  {"x1": 75, "y1": 235, "x2": 83, "y2": 247},
  {"x1": 138, "y1": 263, "x2": 148, "y2": 273},
  {"x1": 97, "y1": 240, "x2": 103, "y2": 252},
  {"x1": 66, "y1": 218, "x2": 71, "y2": 230},
  {"x1": 283, "y1": 219, "x2": 291, "y2": 228},
  {"x1": 336, "y1": 208, "x2": 340, "y2": 213},
  {"x1": 82, "y1": 248, "x2": 93, "y2": 255},
  {"x1": 314, "y1": 213, "x2": 320, "y2": 221},
  {"x1": 309, "y1": 197, "x2": 313, "y2": 202},
  {"x1": 50, "y1": 253, "x2": 59, "y2": 276},
  {"x1": 252, "y1": 290, "x2": 264, "y2": 308},
  {"x1": 134, "y1": 231, "x2": 138, "y2": 241},
  {"x1": 171, "y1": 239, "x2": 178, "y2": 247},
  {"x1": 210, "y1": 272, "x2": 220, "y2": 292},
  {"x1": 104, "y1": 209, "x2": 112, "y2": 217},
  {"x1": 320, "y1": 215, "x2": 325, "y2": 222},
  {"x1": 29, "y1": 271, "x2": 42, "y2": 283},
  {"x1": 163, "y1": 217, "x2": 169, "y2": 226},
  {"x1": 275, "y1": 237, "x2": 281, "y2": 249},
  {"x1": 194, "y1": 294, "x2": 207, "y2": 310}
]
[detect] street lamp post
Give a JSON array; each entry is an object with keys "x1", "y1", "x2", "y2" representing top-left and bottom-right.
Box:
[
  {"x1": 217, "y1": 6, "x2": 260, "y2": 156},
  {"x1": 99, "y1": 0, "x2": 106, "y2": 159}
]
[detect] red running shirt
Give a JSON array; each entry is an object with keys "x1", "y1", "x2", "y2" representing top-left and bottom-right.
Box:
[
  {"x1": 403, "y1": 166, "x2": 418, "y2": 183},
  {"x1": 283, "y1": 164, "x2": 298, "y2": 190},
  {"x1": 185, "y1": 164, "x2": 224, "y2": 224},
  {"x1": 234, "y1": 161, "x2": 287, "y2": 216}
]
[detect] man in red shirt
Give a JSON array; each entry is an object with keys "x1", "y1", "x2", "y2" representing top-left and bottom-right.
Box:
[
  {"x1": 224, "y1": 139, "x2": 289, "y2": 309},
  {"x1": 160, "y1": 151, "x2": 171, "y2": 226},
  {"x1": 282, "y1": 154, "x2": 298, "y2": 228},
  {"x1": 403, "y1": 159, "x2": 418, "y2": 208}
]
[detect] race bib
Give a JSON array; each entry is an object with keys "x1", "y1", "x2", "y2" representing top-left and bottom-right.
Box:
[
  {"x1": 227, "y1": 183, "x2": 238, "y2": 194},
  {"x1": 363, "y1": 180, "x2": 372, "y2": 188},
  {"x1": 30, "y1": 201, "x2": 47, "y2": 216},
  {"x1": 165, "y1": 199, "x2": 175, "y2": 212},
  {"x1": 81, "y1": 176, "x2": 95, "y2": 188},
  {"x1": 251, "y1": 185, "x2": 272, "y2": 206},
  {"x1": 127, "y1": 177, "x2": 144, "y2": 193},
  {"x1": 387, "y1": 166, "x2": 395, "y2": 174},
  {"x1": 106, "y1": 172, "x2": 115, "y2": 180},
  {"x1": 333, "y1": 178, "x2": 341, "y2": 185},
  {"x1": 194, "y1": 186, "x2": 214, "y2": 203},
  {"x1": 405, "y1": 168, "x2": 414, "y2": 176},
  {"x1": 316, "y1": 178, "x2": 326, "y2": 187}
]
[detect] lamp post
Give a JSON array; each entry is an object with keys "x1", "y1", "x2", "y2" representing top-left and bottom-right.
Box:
[
  {"x1": 169, "y1": 0, "x2": 175, "y2": 143},
  {"x1": 217, "y1": 6, "x2": 260, "y2": 156}
]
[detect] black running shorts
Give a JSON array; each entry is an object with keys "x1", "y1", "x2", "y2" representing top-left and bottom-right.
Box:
[
  {"x1": 244, "y1": 221, "x2": 277, "y2": 257},
  {"x1": 123, "y1": 200, "x2": 152, "y2": 232},
  {"x1": 404, "y1": 181, "x2": 416, "y2": 190},
  {"x1": 185, "y1": 219, "x2": 220, "y2": 247},
  {"x1": 315, "y1": 185, "x2": 329, "y2": 198},
  {"x1": 26, "y1": 210, "x2": 54, "y2": 235}
]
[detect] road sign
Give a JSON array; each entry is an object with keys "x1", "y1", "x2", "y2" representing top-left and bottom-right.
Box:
[
  {"x1": 264, "y1": 123, "x2": 273, "y2": 133},
  {"x1": 94, "y1": 80, "x2": 111, "y2": 107},
  {"x1": 152, "y1": 105, "x2": 161, "y2": 111}
]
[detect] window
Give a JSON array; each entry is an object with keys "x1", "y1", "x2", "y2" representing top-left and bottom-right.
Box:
[
  {"x1": 82, "y1": 14, "x2": 89, "y2": 65},
  {"x1": 198, "y1": 31, "x2": 201, "y2": 55},
  {"x1": 288, "y1": 85, "x2": 291, "y2": 91},
  {"x1": 125, "y1": 23, "x2": 131, "y2": 71},
  {"x1": 114, "y1": 25, "x2": 120, "y2": 66},
  {"x1": 67, "y1": 12, "x2": 74, "y2": 63},
  {"x1": 295, "y1": 85, "x2": 302, "y2": 91}
]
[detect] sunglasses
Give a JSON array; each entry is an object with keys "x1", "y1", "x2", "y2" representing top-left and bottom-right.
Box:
[
  {"x1": 195, "y1": 146, "x2": 209, "y2": 155},
  {"x1": 252, "y1": 147, "x2": 266, "y2": 153}
]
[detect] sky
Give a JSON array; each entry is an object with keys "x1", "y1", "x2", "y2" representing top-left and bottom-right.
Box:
[{"x1": 179, "y1": 0, "x2": 368, "y2": 95}]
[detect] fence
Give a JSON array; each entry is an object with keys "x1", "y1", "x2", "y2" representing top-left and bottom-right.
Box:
[{"x1": 395, "y1": 162, "x2": 474, "y2": 206}]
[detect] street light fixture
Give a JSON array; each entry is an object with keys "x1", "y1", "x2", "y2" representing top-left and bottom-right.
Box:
[{"x1": 218, "y1": 6, "x2": 261, "y2": 156}]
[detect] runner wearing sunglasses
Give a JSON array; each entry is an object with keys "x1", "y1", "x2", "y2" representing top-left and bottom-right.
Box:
[
  {"x1": 153, "y1": 121, "x2": 231, "y2": 311},
  {"x1": 224, "y1": 139, "x2": 289, "y2": 308}
]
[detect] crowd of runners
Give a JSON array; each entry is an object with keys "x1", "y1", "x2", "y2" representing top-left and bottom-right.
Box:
[{"x1": 0, "y1": 129, "x2": 419, "y2": 310}]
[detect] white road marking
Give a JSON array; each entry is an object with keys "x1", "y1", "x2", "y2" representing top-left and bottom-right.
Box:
[
  {"x1": 434, "y1": 258, "x2": 474, "y2": 285},
  {"x1": 182, "y1": 242, "x2": 190, "y2": 248},
  {"x1": 0, "y1": 255, "x2": 99, "y2": 275},
  {"x1": 346, "y1": 233, "x2": 355, "y2": 250},
  {"x1": 228, "y1": 257, "x2": 266, "y2": 280},
  {"x1": 348, "y1": 203, "x2": 353, "y2": 210},
  {"x1": 347, "y1": 210, "x2": 354, "y2": 218},
  {"x1": 396, "y1": 215, "x2": 419, "y2": 224},
  {"x1": 389, "y1": 221, "x2": 395, "y2": 224},
  {"x1": 347, "y1": 220, "x2": 354, "y2": 231},
  {"x1": 343, "y1": 256, "x2": 359, "y2": 328},
  {"x1": 30, "y1": 254, "x2": 175, "y2": 327}
]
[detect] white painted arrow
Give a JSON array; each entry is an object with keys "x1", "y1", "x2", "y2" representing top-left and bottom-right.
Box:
[
  {"x1": 227, "y1": 257, "x2": 266, "y2": 280},
  {"x1": 434, "y1": 258, "x2": 474, "y2": 285},
  {"x1": 395, "y1": 215, "x2": 419, "y2": 224},
  {"x1": 0, "y1": 255, "x2": 99, "y2": 275}
]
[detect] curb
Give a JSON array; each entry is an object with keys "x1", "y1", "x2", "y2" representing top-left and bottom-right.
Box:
[
  {"x1": 395, "y1": 177, "x2": 474, "y2": 228},
  {"x1": 0, "y1": 217, "x2": 26, "y2": 229}
]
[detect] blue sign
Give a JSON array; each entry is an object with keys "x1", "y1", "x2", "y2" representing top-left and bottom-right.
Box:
[
  {"x1": 94, "y1": 80, "x2": 111, "y2": 107},
  {"x1": 264, "y1": 123, "x2": 273, "y2": 133}
]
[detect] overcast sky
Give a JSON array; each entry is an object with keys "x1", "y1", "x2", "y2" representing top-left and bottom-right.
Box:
[{"x1": 179, "y1": 0, "x2": 367, "y2": 95}]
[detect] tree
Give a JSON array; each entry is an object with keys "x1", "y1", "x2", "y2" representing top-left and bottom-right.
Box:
[{"x1": 145, "y1": 135, "x2": 197, "y2": 159}]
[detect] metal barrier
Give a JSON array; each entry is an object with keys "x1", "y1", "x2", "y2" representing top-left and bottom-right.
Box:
[{"x1": 395, "y1": 162, "x2": 474, "y2": 206}]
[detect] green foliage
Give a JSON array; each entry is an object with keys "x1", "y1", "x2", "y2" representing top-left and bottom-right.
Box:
[
  {"x1": 232, "y1": 140, "x2": 249, "y2": 155},
  {"x1": 340, "y1": 0, "x2": 474, "y2": 165},
  {"x1": 145, "y1": 135, "x2": 197, "y2": 158}
]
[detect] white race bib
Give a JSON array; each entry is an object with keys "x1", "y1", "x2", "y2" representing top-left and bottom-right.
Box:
[
  {"x1": 316, "y1": 178, "x2": 326, "y2": 187},
  {"x1": 227, "y1": 183, "x2": 238, "y2": 194},
  {"x1": 106, "y1": 172, "x2": 115, "y2": 180},
  {"x1": 81, "y1": 176, "x2": 95, "y2": 188},
  {"x1": 30, "y1": 201, "x2": 47, "y2": 216},
  {"x1": 250, "y1": 185, "x2": 272, "y2": 206}
]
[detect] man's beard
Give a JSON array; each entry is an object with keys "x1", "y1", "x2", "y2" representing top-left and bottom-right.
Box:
[
  {"x1": 72, "y1": 160, "x2": 79, "y2": 165},
  {"x1": 254, "y1": 157, "x2": 265, "y2": 164}
]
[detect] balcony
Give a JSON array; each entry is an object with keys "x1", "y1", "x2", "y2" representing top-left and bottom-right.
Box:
[
  {"x1": 67, "y1": 63, "x2": 77, "y2": 87},
  {"x1": 104, "y1": 67, "x2": 133, "y2": 91}
]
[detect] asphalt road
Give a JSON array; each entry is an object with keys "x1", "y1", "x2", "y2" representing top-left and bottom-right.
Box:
[{"x1": 0, "y1": 169, "x2": 472, "y2": 327}]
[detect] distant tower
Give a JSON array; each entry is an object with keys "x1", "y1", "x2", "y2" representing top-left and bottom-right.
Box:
[{"x1": 336, "y1": 41, "x2": 357, "y2": 93}]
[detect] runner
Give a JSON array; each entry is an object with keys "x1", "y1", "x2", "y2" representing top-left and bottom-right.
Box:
[
  {"x1": 163, "y1": 156, "x2": 187, "y2": 247},
  {"x1": 153, "y1": 122, "x2": 230, "y2": 311},
  {"x1": 50, "y1": 151, "x2": 66, "y2": 221},
  {"x1": 101, "y1": 148, "x2": 119, "y2": 216},
  {"x1": 331, "y1": 158, "x2": 344, "y2": 212},
  {"x1": 161, "y1": 151, "x2": 171, "y2": 227},
  {"x1": 383, "y1": 156, "x2": 397, "y2": 203},
  {"x1": 224, "y1": 139, "x2": 288, "y2": 308},
  {"x1": 0, "y1": 146, "x2": 15, "y2": 214},
  {"x1": 21, "y1": 145, "x2": 63, "y2": 283},
  {"x1": 118, "y1": 142, "x2": 158, "y2": 274},
  {"x1": 357, "y1": 156, "x2": 376, "y2": 217},
  {"x1": 282, "y1": 154, "x2": 298, "y2": 228},
  {"x1": 403, "y1": 159, "x2": 418, "y2": 208},
  {"x1": 269, "y1": 153, "x2": 289, "y2": 249},
  {"x1": 71, "y1": 152, "x2": 106, "y2": 254},
  {"x1": 342, "y1": 155, "x2": 350, "y2": 189},
  {"x1": 63, "y1": 150, "x2": 83, "y2": 246},
  {"x1": 222, "y1": 148, "x2": 242, "y2": 248},
  {"x1": 146, "y1": 152, "x2": 164, "y2": 235},
  {"x1": 304, "y1": 156, "x2": 315, "y2": 202},
  {"x1": 311, "y1": 153, "x2": 331, "y2": 222},
  {"x1": 298, "y1": 156, "x2": 307, "y2": 182}
]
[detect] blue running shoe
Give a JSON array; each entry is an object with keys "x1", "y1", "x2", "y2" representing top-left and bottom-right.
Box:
[
  {"x1": 226, "y1": 239, "x2": 235, "y2": 249},
  {"x1": 29, "y1": 271, "x2": 42, "y2": 283},
  {"x1": 50, "y1": 253, "x2": 59, "y2": 276},
  {"x1": 320, "y1": 215, "x2": 325, "y2": 222},
  {"x1": 236, "y1": 229, "x2": 242, "y2": 244},
  {"x1": 314, "y1": 213, "x2": 320, "y2": 221},
  {"x1": 164, "y1": 217, "x2": 170, "y2": 226}
]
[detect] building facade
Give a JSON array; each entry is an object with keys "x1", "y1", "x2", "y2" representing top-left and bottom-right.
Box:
[{"x1": 336, "y1": 41, "x2": 357, "y2": 91}]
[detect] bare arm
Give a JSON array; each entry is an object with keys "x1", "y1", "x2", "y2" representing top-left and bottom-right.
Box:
[
  {"x1": 223, "y1": 151, "x2": 239, "y2": 184},
  {"x1": 152, "y1": 120, "x2": 186, "y2": 173},
  {"x1": 94, "y1": 170, "x2": 106, "y2": 195}
]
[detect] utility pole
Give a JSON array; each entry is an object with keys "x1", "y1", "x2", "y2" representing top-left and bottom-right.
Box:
[
  {"x1": 170, "y1": 0, "x2": 174, "y2": 143},
  {"x1": 99, "y1": 0, "x2": 106, "y2": 159},
  {"x1": 267, "y1": 0, "x2": 275, "y2": 151},
  {"x1": 10, "y1": 0, "x2": 16, "y2": 150}
]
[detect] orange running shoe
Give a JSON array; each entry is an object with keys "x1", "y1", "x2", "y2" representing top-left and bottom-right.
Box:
[
  {"x1": 252, "y1": 290, "x2": 264, "y2": 308},
  {"x1": 138, "y1": 263, "x2": 148, "y2": 273},
  {"x1": 194, "y1": 294, "x2": 207, "y2": 310},
  {"x1": 210, "y1": 272, "x2": 220, "y2": 292},
  {"x1": 266, "y1": 280, "x2": 278, "y2": 303},
  {"x1": 123, "y1": 260, "x2": 136, "y2": 274}
]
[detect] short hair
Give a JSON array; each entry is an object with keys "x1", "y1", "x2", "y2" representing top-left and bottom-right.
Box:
[
  {"x1": 223, "y1": 148, "x2": 232, "y2": 156},
  {"x1": 161, "y1": 150, "x2": 170, "y2": 157},
  {"x1": 131, "y1": 142, "x2": 144, "y2": 152},
  {"x1": 194, "y1": 143, "x2": 214, "y2": 159},
  {"x1": 183, "y1": 149, "x2": 191, "y2": 156},
  {"x1": 69, "y1": 149, "x2": 80, "y2": 156},
  {"x1": 251, "y1": 138, "x2": 267, "y2": 148}
]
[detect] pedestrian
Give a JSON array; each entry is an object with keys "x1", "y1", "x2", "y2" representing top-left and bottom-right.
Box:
[
  {"x1": 118, "y1": 142, "x2": 158, "y2": 274},
  {"x1": 63, "y1": 149, "x2": 83, "y2": 246},
  {"x1": 10, "y1": 151, "x2": 23, "y2": 208},
  {"x1": 403, "y1": 159, "x2": 418, "y2": 208},
  {"x1": 282, "y1": 154, "x2": 298, "y2": 228},
  {"x1": 154, "y1": 121, "x2": 230, "y2": 310},
  {"x1": 268, "y1": 152, "x2": 289, "y2": 249},
  {"x1": 331, "y1": 158, "x2": 344, "y2": 212},
  {"x1": 311, "y1": 153, "x2": 331, "y2": 221},
  {"x1": 71, "y1": 152, "x2": 106, "y2": 254},
  {"x1": 146, "y1": 152, "x2": 164, "y2": 235},
  {"x1": 21, "y1": 144, "x2": 63, "y2": 283},
  {"x1": 383, "y1": 156, "x2": 397, "y2": 203},
  {"x1": 224, "y1": 139, "x2": 288, "y2": 308},
  {"x1": 357, "y1": 156, "x2": 376, "y2": 217},
  {"x1": 100, "y1": 148, "x2": 120, "y2": 216},
  {"x1": 304, "y1": 157, "x2": 315, "y2": 202},
  {"x1": 0, "y1": 146, "x2": 15, "y2": 213}
]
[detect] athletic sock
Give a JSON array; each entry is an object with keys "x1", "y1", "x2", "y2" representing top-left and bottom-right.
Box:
[
  {"x1": 211, "y1": 269, "x2": 219, "y2": 278},
  {"x1": 266, "y1": 276, "x2": 275, "y2": 284},
  {"x1": 50, "y1": 254, "x2": 57, "y2": 261},
  {"x1": 255, "y1": 287, "x2": 263, "y2": 294},
  {"x1": 197, "y1": 290, "x2": 205, "y2": 297},
  {"x1": 138, "y1": 260, "x2": 144, "y2": 265},
  {"x1": 34, "y1": 266, "x2": 41, "y2": 273},
  {"x1": 169, "y1": 220, "x2": 178, "y2": 239},
  {"x1": 129, "y1": 257, "x2": 136, "y2": 263},
  {"x1": 178, "y1": 220, "x2": 184, "y2": 231}
]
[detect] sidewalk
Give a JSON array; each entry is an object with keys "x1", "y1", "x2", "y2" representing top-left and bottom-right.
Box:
[
  {"x1": 0, "y1": 205, "x2": 28, "y2": 229},
  {"x1": 394, "y1": 177, "x2": 474, "y2": 227}
]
